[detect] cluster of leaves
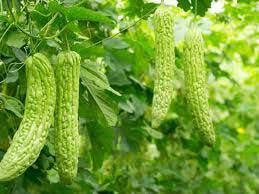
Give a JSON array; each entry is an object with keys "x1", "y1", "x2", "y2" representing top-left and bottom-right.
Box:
[{"x1": 0, "y1": 0, "x2": 259, "y2": 194}]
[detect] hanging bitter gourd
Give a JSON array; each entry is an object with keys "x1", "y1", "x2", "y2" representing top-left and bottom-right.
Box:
[
  {"x1": 55, "y1": 51, "x2": 81, "y2": 184},
  {"x1": 152, "y1": 5, "x2": 175, "y2": 128},
  {"x1": 0, "y1": 53, "x2": 56, "y2": 181},
  {"x1": 183, "y1": 26, "x2": 216, "y2": 146}
]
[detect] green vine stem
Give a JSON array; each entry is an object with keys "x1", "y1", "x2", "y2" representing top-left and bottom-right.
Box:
[
  {"x1": 161, "y1": 0, "x2": 164, "y2": 6},
  {"x1": 86, "y1": 7, "x2": 156, "y2": 49},
  {"x1": 1, "y1": 82, "x2": 7, "y2": 95},
  {"x1": 0, "y1": 24, "x2": 13, "y2": 44},
  {"x1": 194, "y1": 0, "x2": 198, "y2": 20},
  {"x1": 65, "y1": 33, "x2": 70, "y2": 51},
  {"x1": 189, "y1": 0, "x2": 198, "y2": 28},
  {"x1": 0, "y1": 0, "x2": 3, "y2": 13}
]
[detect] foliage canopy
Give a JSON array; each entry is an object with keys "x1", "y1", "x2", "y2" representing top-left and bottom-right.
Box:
[{"x1": 0, "y1": 0, "x2": 258, "y2": 193}]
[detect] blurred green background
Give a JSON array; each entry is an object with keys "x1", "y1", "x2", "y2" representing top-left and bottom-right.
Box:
[{"x1": 0, "y1": 0, "x2": 258, "y2": 193}]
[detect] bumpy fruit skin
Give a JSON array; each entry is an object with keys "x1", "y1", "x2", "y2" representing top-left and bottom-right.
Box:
[
  {"x1": 0, "y1": 53, "x2": 56, "y2": 181},
  {"x1": 183, "y1": 27, "x2": 216, "y2": 146},
  {"x1": 152, "y1": 5, "x2": 175, "y2": 128},
  {"x1": 55, "y1": 51, "x2": 80, "y2": 184}
]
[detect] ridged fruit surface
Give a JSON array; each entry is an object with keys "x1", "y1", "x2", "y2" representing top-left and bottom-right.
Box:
[
  {"x1": 183, "y1": 27, "x2": 216, "y2": 146},
  {"x1": 0, "y1": 53, "x2": 56, "y2": 181},
  {"x1": 152, "y1": 5, "x2": 175, "y2": 128},
  {"x1": 55, "y1": 51, "x2": 81, "y2": 184}
]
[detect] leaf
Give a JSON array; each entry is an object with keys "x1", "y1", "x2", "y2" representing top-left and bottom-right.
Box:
[
  {"x1": 144, "y1": 126, "x2": 164, "y2": 139},
  {"x1": 46, "y1": 40, "x2": 61, "y2": 49},
  {"x1": 5, "y1": 71, "x2": 18, "y2": 83},
  {"x1": 81, "y1": 60, "x2": 121, "y2": 96},
  {"x1": 64, "y1": 6, "x2": 114, "y2": 24},
  {"x1": 130, "y1": 94, "x2": 147, "y2": 119},
  {"x1": 0, "y1": 114, "x2": 9, "y2": 142},
  {"x1": 104, "y1": 51, "x2": 132, "y2": 86},
  {"x1": 177, "y1": 0, "x2": 191, "y2": 12},
  {"x1": 4, "y1": 97, "x2": 24, "y2": 118},
  {"x1": 238, "y1": 0, "x2": 258, "y2": 2},
  {"x1": 45, "y1": 128, "x2": 56, "y2": 156},
  {"x1": 84, "y1": 83, "x2": 118, "y2": 127},
  {"x1": 31, "y1": 3, "x2": 51, "y2": 26},
  {"x1": 63, "y1": 0, "x2": 81, "y2": 6},
  {"x1": 0, "y1": 15, "x2": 9, "y2": 23},
  {"x1": 118, "y1": 114, "x2": 146, "y2": 152},
  {"x1": 124, "y1": 0, "x2": 156, "y2": 17},
  {"x1": 12, "y1": 48, "x2": 26, "y2": 62},
  {"x1": 6, "y1": 63, "x2": 20, "y2": 83},
  {"x1": 124, "y1": 0, "x2": 144, "y2": 16},
  {"x1": 119, "y1": 100, "x2": 135, "y2": 113},
  {"x1": 87, "y1": 121, "x2": 114, "y2": 170},
  {"x1": 177, "y1": 0, "x2": 213, "y2": 16},
  {"x1": 193, "y1": 0, "x2": 213, "y2": 16},
  {"x1": 103, "y1": 38, "x2": 129, "y2": 50},
  {"x1": 47, "y1": 169, "x2": 60, "y2": 183},
  {"x1": 73, "y1": 43, "x2": 105, "y2": 58},
  {"x1": 81, "y1": 60, "x2": 120, "y2": 126},
  {"x1": 107, "y1": 69, "x2": 131, "y2": 86},
  {"x1": 6, "y1": 31, "x2": 26, "y2": 48},
  {"x1": 48, "y1": 1, "x2": 65, "y2": 13},
  {"x1": 81, "y1": 63, "x2": 118, "y2": 126}
]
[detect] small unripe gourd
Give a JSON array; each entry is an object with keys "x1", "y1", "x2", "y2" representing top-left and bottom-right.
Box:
[
  {"x1": 0, "y1": 53, "x2": 56, "y2": 181},
  {"x1": 55, "y1": 51, "x2": 80, "y2": 184},
  {"x1": 152, "y1": 5, "x2": 175, "y2": 128},
  {"x1": 183, "y1": 27, "x2": 216, "y2": 146}
]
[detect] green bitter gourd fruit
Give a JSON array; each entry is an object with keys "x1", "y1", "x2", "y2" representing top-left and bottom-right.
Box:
[
  {"x1": 0, "y1": 53, "x2": 56, "y2": 181},
  {"x1": 152, "y1": 5, "x2": 175, "y2": 128},
  {"x1": 55, "y1": 51, "x2": 81, "y2": 184},
  {"x1": 183, "y1": 26, "x2": 216, "y2": 146}
]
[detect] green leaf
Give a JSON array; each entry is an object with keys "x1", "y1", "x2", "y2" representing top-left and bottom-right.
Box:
[
  {"x1": 144, "y1": 126, "x2": 164, "y2": 139},
  {"x1": 119, "y1": 100, "x2": 135, "y2": 114},
  {"x1": 238, "y1": 0, "x2": 258, "y2": 2},
  {"x1": 81, "y1": 60, "x2": 121, "y2": 96},
  {"x1": 177, "y1": 0, "x2": 191, "y2": 12},
  {"x1": 178, "y1": 0, "x2": 213, "y2": 16},
  {"x1": 31, "y1": 3, "x2": 51, "y2": 26},
  {"x1": 4, "y1": 97, "x2": 24, "y2": 118},
  {"x1": 124, "y1": 0, "x2": 144, "y2": 16},
  {"x1": 0, "y1": 15, "x2": 9, "y2": 23},
  {"x1": 130, "y1": 94, "x2": 147, "y2": 118},
  {"x1": 12, "y1": 48, "x2": 26, "y2": 62},
  {"x1": 103, "y1": 38, "x2": 129, "y2": 50},
  {"x1": 124, "y1": 0, "x2": 156, "y2": 17},
  {"x1": 65, "y1": 6, "x2": 114, "y2": 24},
  {"x1": 0, "y1": 114, "x2": 9, "y2": 143},
  {"x1": 118, "y1": 115, "x2": 146, "y2": 152},
  {"x1": 87, "y1": 122, "x2": 114, "y2": 170},
  {"x1": 73, "y1": 43, "x2": 105, "y2": 58},
  {"x1": 5, "y1": 71, "x2": 18, "y2": 83},
  {"x1": 47, "y1": 169, "x2": 60, "y2": 183},
  {"x1": 5, "y1": 63, "x2": 21, "y2": 83},
  {"x1": 6, "y1": 31, "x2": 26, "y2": 48},
  {"x1": 85, "y1": 84, "x2": 118, "y2": 127},
  {"x1": 107, "y1": 69, "x2": 131, "y2": 86},
  {"x1": 81, "y1": 63, "x2": 118, "y2": 126},
  {"x1": 63, "y1": 0, "x2": 81, "y2": 6},
  {"x1": 46, "y1": 40, "x2": 61, "y2": 49},
  {"x1": 48, "y1": 1, "x2": 65, "y2": 13}
]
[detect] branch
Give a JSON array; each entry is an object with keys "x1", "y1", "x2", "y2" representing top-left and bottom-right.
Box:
[
  {"x1": 7, "y1": 0, "x2": 39, "y2": 39},
  {"x1": 86, "y1": 7, "x2": 156, "y2": 49},
  {"x1": 0, "y1": 23, "x2": 13, "y2": 44}
]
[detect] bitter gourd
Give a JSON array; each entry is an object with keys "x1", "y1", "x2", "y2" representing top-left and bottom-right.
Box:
[
  {"x1": 55, "y1": 51, "x2": 80, "y2": 184},
  {"x1": 183, "y1": 27, "x2": 216, "y2": 146},
  {"x1": 152, "y1": 5, "x2": 175, "y2": 128},
  {"x1": 0, "y1": 53, "x2": 56, "y2": 181}
]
